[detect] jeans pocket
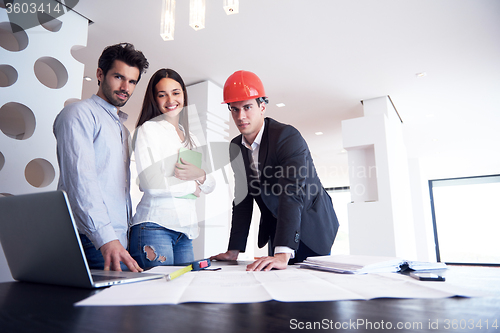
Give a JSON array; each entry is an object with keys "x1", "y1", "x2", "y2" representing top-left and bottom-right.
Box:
[{"x1": 79, "y1": 234, "x2": 94, "y2": 250}]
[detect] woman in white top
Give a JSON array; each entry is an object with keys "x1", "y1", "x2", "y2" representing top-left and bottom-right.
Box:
[{"x1": 130, "y1": 68, "x2": 215, "y2": 268}]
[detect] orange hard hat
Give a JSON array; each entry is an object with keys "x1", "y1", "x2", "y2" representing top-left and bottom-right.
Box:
[{"x1": 222, "y1": 70, "x2": 266, "y2": 104}]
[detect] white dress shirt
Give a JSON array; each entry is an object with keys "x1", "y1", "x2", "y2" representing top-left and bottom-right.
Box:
[{"x1": 241, "y1": 121, "x2": 294, "y2": 258}]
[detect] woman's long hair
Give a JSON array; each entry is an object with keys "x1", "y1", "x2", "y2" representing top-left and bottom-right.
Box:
[{"x1": 136, "y1": 68, "x2": 195, "y2": 149}]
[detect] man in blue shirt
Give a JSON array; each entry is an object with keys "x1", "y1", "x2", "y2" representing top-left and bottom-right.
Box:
[{"x1": 53, "y1": 43, "x2": 148, "y2": 272}]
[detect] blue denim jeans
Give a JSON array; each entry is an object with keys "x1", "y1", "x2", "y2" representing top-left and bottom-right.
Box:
[
  {"x1": 129, "y1": 222, "x2": 194, "y2": 269},
  {"x1": 79, "y1": 234, "x2": 128, "y2": 271}
]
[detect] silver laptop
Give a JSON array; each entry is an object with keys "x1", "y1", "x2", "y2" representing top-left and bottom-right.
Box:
[{"x1": 0, "y1": 190, "x2": 164, "y2": 288}]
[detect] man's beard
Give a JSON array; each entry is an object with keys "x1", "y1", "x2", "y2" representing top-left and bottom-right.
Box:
[{"x1": 101, "y1": 81, "x2": 130, "y2": 107}]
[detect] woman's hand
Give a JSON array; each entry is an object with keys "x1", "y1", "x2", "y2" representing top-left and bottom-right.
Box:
[
  {"x1": 174, "y1": 158, "x2": 206, "y2": 183},
  {"x1": 193, "y1": 183, "x2": 201, "y2": 197}
]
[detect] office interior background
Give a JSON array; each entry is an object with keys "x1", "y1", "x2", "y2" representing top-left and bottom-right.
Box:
[{"x1": 0, "y1": 0, "x2": 499, "y2": 283}]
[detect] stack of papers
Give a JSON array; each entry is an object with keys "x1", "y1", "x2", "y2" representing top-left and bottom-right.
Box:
[{"x1": 299, "y1": 254, "x2": 447, "y2": 274}]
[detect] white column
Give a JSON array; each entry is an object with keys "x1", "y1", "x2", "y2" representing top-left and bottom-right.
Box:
[
  {"x1": 342, "y1": 96, "x2": 417, "y2": 259},
  {"x1": 186, "y1": 81, "x2": 232, "y2": 259}
]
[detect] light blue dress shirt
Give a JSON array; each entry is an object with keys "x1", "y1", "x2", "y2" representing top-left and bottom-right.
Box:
[{"x1": 53, "y1": 94, "x2": 132, "y2": 250}]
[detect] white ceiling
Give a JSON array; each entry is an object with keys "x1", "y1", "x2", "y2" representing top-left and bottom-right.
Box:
[{"x1": 72, "y1": 0, "x2": 500, "y2": 187}]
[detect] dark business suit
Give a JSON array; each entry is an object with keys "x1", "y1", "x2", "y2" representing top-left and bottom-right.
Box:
[{"x1": 228, "y1": 117, "x2": 339, "y2": 263}]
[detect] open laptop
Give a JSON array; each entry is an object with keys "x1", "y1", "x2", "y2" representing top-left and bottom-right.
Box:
[{"x1": 0, "y1": 190, "x2": 164, "y2": 288}]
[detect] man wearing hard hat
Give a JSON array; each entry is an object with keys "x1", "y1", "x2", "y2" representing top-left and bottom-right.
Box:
[{"x1": 210, "y1": 71, "x2": 339, "y2": 271}]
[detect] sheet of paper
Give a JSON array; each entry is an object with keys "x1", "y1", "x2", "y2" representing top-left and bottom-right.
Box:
[
  {"x1": 75, "y1": 265, "x2": 481, "y2": 306},
  {"x1": 253, "y1": 269, "x2": 364, "y2": 302},
  {"x1": 311, "y1": 271, "x2": 451, "y2": 299},
  {"x1": 308, "y1": 270, "x2": 484, "y2": 299},
  {"x1": 76, "y1": 266, "x2": 192, "y2": 306},
  {"x1": 179, "y1": 270, "x2": 272, "y2": 303}
]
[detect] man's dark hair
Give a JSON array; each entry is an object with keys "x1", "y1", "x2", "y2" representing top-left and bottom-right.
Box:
[
  {"x1": 256, "y1": 96, "x2": 269, "y2": 107},
  {"x1": 97, "y1": 43, "x2": 149, "y2": 85}
]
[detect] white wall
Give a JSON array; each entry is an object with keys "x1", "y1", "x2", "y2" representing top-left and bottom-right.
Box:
[
  {"x1": 342, "y1": 96, "x2": 417, "y2": 260},
  {"x1": 186, "y1": 81, "x2": 232, "y2": 259},
  {"x1": 407, "y1": 148, "x2": 500, "y2": 262},
  {"x1": 0, "y1": 10, "x2": 88, "y2": 282},
  {"x1": 342, "y1": 95, "x2": 500, "y2": 263}
]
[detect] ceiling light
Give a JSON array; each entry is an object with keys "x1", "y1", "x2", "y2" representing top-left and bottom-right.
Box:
[
  {"x1": 161, "y1": 0, "x2": 238, "y2": 40},
  {"x1": 315, "y1": 132, "x2": 323, "y2": 136},
  {"x1": 160, "y1": 0, "x2": 176, "y2": 41},
  {"x1": 416, "y1": 72, "x2": 427, "y2": 78},
  {"x1": 276, "y1": 103, "x2": 285, "y2": 108},
  {"x1": 189, "y1": 0, "x2": 206, "y2": 31},
  {"x1": 223, "y1": 0, "x2": 239, "y2": 15},
  {"x1": 83, "y1": 76, "x2": 92, "y2": 81}
]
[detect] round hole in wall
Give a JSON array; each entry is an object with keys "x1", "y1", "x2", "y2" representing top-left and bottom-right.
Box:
[
  {"x1": 0, "y1": 193, "x2": 13, "y2": 197},
  {"x1": 34, "y1": 56, "x2": 68, "y2": 89},
  {"x1": 70, "y1": 44, "x2": 87, "y2": 64},
  {"x1": 38, "y1": 12, "x2": 62, "y2": 32},
  {"x1": 0, "y1": 64, "x2": 18, "y2": 87},
  {"x1": 64, "y1": 98, "x2": 81, "y2": 107},
  {"x1": 0, "y1": 102, "x2": 36, "y2": 140},
  {"x1": 0, "y1": 151, "x2": 4, "y2": 171},
  {"x1": 0, "y1": 22, "x2": 29, "y2": 52},
  {"x1": 25, "y1": 158, "x2": 55, "y2": 188}
]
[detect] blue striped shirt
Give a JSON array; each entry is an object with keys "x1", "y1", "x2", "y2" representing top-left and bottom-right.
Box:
[{"x1": 53, "y1": 94, "x2": 132, "y2": 250}]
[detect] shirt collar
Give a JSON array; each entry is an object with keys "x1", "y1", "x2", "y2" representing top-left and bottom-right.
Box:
[
  {"x1": 241, "y1": 120, "x2": 266, "y2": 151},
  {"x1": 91, "y1": 94, "x2": 128, "y2": 121}
]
